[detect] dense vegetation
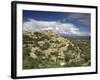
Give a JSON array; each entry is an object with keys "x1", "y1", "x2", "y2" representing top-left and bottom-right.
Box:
[
  {"x1": 71, "y1": 39, "x2": 91, "y2": 66},
  {"x1": 23, "y1": 30, "x2": 91, "y2": 69}
]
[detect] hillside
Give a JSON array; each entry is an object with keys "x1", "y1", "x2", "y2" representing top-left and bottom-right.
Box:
[{"x1": 23, "y1": 30, "x2": 90, "y2": 69}]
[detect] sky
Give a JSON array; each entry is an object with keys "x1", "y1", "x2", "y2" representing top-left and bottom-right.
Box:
[{"x1": 23, "y1": 10, "x2": 91, "y2": 36}]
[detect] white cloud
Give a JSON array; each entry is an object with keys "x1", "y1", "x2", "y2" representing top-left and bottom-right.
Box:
[
  {"x1": 41, "y1": 27, "x2": 53, "y2": 30},
  {"x1": 23, "y1": 19, "x2": 90, "y2": 36}
]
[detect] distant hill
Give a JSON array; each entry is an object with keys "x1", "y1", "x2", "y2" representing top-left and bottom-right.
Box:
[{"x1": 60, "y1": 34, "x2": 91, "y2": 40}]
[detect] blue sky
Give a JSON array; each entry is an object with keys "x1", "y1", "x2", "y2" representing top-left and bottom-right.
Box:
[{"x1": 23, "y1": 10, "x2": 91, "y2": 36}]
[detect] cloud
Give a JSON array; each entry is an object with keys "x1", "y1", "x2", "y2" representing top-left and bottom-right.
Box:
[
  {"x1": 65, "y1": 13, "x2": 90, "y2": 27},
  {"x1": 23, "y1": 19, "x2": 90, "y2": 36}
]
